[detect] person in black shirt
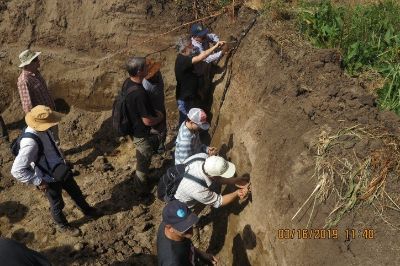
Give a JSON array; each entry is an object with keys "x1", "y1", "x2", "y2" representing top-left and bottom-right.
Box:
[
  {"x1": 157, "y1": 200, "x2": 218, "y2": 266},
  {"x1": 174, "y1": 36, "x2": 225, "y2": 126},
  {"x1": 0, "y1": 238, "x2": 51, "y2": 266},
  {"x1": 124, "y1": 57, "x2": 164, "y2": 191}
]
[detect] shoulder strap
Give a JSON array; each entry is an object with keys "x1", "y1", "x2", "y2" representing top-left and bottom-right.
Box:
[
  {"x1": 182, "y1": 157, "x2": 208, "y2": 188},
  {"x1": 183, "y1": 173, "x2": 208, "y2": 188},
  {"x1": 46, "y1": 131, "x2": 62, "y2": 159},
  {"x1": 184, "y1": 157, "x2": 206, "y2": 166}
]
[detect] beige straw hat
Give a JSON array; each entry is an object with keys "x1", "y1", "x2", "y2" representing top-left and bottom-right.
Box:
[
  {"x1": 25, "y1": 105, "x2": 64, "y2": 132},
  {"x1": 18, "y1": 49, "x2": 41, "y2": 68}
]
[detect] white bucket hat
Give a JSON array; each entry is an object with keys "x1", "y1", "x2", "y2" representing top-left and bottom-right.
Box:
[{"x1": 18, "y1": 49, "x2": 41, "y2": 68}]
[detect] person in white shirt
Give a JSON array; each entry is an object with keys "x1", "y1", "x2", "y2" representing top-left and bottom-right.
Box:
[
  {"x1": 174, "y1": 153, "x2": 250, "y2": 211},
  {"x1": 11, "y1": 105, "x2": 100, "y2": 236}
]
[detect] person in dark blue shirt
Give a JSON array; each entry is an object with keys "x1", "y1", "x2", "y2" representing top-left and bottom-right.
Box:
[{"x1": 157, "y1": 200, "x2": 218, "y2": 266}]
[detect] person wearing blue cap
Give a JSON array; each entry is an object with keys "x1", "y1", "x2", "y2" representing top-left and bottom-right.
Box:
[
  {"x1": 157, "y1": 200, "x2": 218, "y2": 266},
  {"x1": 190, "y1": 23, "x2": 224, "y2": 64},
  {"x1": 190, "y1": 23, "x2": 227, "y2": 107},
  {"x1": 175, "y1": 36, "x2": 225, "y2": 126}
]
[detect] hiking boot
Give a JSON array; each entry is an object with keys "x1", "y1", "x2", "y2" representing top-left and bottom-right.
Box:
[
  {"x1": 83, "y1": 207, "x2": 103, "y2": 219},
  {"x1": 57, "y1": 224, "x2": 81, "y2": 237}
]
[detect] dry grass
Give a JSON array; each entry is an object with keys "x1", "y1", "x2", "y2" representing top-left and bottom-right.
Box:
[{"x1": 293, "y1": 125, "x2": 400, "y2": 228}]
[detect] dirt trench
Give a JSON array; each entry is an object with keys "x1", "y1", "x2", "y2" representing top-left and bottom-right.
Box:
[{"x1": 1, "y1": 1, "x2": 400, "y2": 265}]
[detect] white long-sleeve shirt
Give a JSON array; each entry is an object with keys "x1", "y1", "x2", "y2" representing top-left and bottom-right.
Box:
[
  {"x1": 11, "y1": 127, "x2": 64, "y2": 186},
  {"x1": 191, "y1": 33, "x2": 222, "y2": 63}
]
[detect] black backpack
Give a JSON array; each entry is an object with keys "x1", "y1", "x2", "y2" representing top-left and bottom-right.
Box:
[
  {"x1": 157, "y1": 157, "x2": 207, "y2": 202},
  {"x1": 112, "y1": 79, "x2": 140, "y2": 136}
]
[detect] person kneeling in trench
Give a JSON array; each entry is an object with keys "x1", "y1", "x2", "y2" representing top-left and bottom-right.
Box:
[
  {"x1": 157, "y1": 200, "x2": 218, "y2": 266},
  {"x1": 11, "y1": 105, "x2": 101, "y2": 236}
]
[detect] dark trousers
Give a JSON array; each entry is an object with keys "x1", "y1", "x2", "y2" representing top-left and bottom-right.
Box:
[
  {"x1": 45, "y1": 177, "x2": 91, "y2": 226},
  {"x1": 0, "y1": 115, "x2": 8, "y2": 140}
]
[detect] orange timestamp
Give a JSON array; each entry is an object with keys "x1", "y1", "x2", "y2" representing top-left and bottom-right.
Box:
[{"x1": 277, "y1": 228, "x2": 375, "y2": 240}]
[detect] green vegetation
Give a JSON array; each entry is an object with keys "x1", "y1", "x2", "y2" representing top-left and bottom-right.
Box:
[{"x1": 298, "y1": 0, "x2": 400, "y2": 113}]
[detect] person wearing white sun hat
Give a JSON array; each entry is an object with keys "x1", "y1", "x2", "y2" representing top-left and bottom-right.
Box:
[{"x1": 174, "y1": 153, "x2": 251, "y2": 211}]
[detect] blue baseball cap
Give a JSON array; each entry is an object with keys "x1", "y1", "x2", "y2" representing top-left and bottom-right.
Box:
[
  {"x1": 191, "y1": 23, "x2": 209, "y2": 37},
  {"x1": 162, "y1": 200, "x2": 199, "y2": 233}
]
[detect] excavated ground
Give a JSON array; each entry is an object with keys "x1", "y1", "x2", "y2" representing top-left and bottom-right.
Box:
[{"x1": 1, "y1": 1, "x2": 400, "y2": 265}]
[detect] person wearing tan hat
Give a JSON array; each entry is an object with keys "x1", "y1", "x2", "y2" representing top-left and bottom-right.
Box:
[
  {"x1": 17, "y1": 49, "x2": 59, "y2": 142},
  {"x1": 142, "y1": 58, "x2": 167, "y2": 154},
  {"x1": 11, "y1": 105, "x2": 100, "y2": 236}
]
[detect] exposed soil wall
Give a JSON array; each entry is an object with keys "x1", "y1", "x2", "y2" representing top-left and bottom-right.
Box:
[{"x1": 209, "y1": 15, "x2": 400, "y2": 265}]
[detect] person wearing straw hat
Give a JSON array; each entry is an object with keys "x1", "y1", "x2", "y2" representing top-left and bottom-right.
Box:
[
  {"x1": 17, "y1": 49, "x2": 60, "y2": 142},
  {"x1": 142, "y1": 58, "x2": 167, "y2": 154},
  {"x1": 11, "y1": 105, "x2": 100, "y2": 236},
  {"x1": 157, "y1": 200, "x2": 218, "y2": 266}
]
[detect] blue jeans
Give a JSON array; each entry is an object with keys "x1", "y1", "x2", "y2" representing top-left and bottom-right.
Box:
[{"x1": 177, "y1": 99, "x2": 194, "y2": 126}]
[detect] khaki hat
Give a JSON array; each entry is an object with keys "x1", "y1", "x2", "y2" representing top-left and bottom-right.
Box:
[
  {"x1": 25, "y1": 105, "x2": 64, "y2": 132},
  {"x1": 145, "y1": 58, "x2": 161, "y2": 79},
  {"x1": 18, "y1": 49, "x2": 41, "y2": 68}
]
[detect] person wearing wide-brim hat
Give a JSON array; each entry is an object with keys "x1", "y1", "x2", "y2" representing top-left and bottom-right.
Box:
[
  {"x1": 11, "y1": 105, "x2": 101, "y2": 236},
  {"x1": 142, "y1": 58, "x2": 167, "y2": 154},
  {"x1": 17, "y1": 49, "x2": 60, "y2": 142}
]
